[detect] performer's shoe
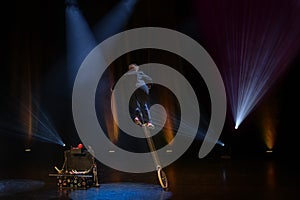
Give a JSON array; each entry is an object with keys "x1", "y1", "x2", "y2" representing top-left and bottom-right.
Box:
[
  {"x1": 146, "y1": 122, "x2": 155, "y2": 129},
  {"x1": 134, "y1": 117, "x2": 142, "y2": 126}
]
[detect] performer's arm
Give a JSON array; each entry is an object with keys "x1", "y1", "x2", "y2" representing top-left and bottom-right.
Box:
[{"x1": 140, "y1": 71, "x2": 153, "y2": 85}]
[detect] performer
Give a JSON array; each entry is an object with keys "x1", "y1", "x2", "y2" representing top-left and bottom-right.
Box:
[{"x1": 125, "y1": 63, "x2": 155, "y2": 129}]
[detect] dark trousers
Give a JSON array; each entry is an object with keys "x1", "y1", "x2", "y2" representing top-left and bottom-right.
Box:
[{"x1": 129, "y1": 87, "x2": 151, "y2": 124}]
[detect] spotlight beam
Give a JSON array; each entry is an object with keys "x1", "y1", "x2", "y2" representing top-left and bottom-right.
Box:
[
  {"x1": 93, "y1": 0, "x2": 139, "y2": 43},
  {"x1": 0, "y1": 96, "x2": 64, "y2": 146},
  {"x1": 65, "y1": 0, "x2": 98, "y2": 88},
  {"x1": 195, "y1": 0, "x2": 300, "y2": 129}
]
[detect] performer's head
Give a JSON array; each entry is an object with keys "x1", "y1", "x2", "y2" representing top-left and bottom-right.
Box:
[{"x1": 128, "y1": 63, "x2": 139, "y2": 71}]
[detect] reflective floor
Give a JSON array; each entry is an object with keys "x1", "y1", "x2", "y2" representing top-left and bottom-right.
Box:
[
  {"x1": 0, "y1": 181, "x2": 171, "y2": 200},
  {"x1": 1, "y1": 154, "x2": 300, "y2": 200}
]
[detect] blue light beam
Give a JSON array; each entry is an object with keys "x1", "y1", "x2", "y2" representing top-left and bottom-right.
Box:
[
  {"x1": 93, "y1": 0, "x2": 139, "y2": 43},
  {"x1": 195, "y1": 0, "x2": 300, "y2": 129},
  {"x1": 0, "y1": 96, "x2": 64, "y2": 146},
  {"x1": 65, "y1": 0, "x2": 98, "y2": 89}
]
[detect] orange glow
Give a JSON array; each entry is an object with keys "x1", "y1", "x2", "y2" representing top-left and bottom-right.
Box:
[
  {"x1": 261, "y1": 102, "x2": 277, "y2": 150},
  {"x1": 105, "y1": 91, "x2": 119, "y2": 144},
  {"x1": 11, "y1": 45, "x2": 42, "y2": 146},
  {"x1": 28, "y1": 79, "x2": 33, "y2": 142},
  {"x1": 263, "y1": 124, "x2": 275, "y2": 150},
  {"x1": 27, "y1": 95, "x2": 33, "y2": 141},
  {"x1": 164, "y1": 114, "x2": 175, "y2": 144},
  {"x1": 20, "y1": 71, "x2": 34, "y2": 145},
  {"x1": 105, "y1": 70, "x2": 119, "y2": 144},
  {"x1": 160, "y1": 94, "x2": 175, "y2": 144}
]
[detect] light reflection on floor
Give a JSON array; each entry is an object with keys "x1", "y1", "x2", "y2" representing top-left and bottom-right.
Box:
[
  {"x1": 69, "y1": 183, "x2": 172, "y2": 200},
  {"x1": 1, "y1": 156, "x2": 300, "y2": 199},
  {"x1": 0, "y1": 179, "x2": 45, "y2": 197},
  {"x1": 0, "y1": 180, "x2": 172, "y2": 200}
]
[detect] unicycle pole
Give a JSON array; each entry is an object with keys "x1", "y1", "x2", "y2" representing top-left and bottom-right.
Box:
[{"x1": 142, "y1": 126, "x2": 169, "y2": 190}]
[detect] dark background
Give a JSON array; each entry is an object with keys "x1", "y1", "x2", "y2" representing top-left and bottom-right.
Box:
[{"x1": 0, "y1": 0, "x2": 299, "y2": 174}]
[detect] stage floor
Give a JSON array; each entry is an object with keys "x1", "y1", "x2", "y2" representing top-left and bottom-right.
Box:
[{"x1": 0, "y1": 155, "x2": 299, "y2": 200}]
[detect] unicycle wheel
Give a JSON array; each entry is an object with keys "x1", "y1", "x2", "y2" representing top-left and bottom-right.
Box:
[{"x1": 157, "y1": 167, "x2": 168, "y2": 189}]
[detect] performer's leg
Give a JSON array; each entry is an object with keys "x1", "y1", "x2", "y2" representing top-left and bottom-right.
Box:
[
  {"x1": 135, "y1": 105, "x2": 143, "y2": 125},
  {"x1": 143, "y1": 103, "x2": 154, "y2": 129},
  {"x1": 140, "y1": 100, "x2": 154, "y2": 129},
  {"x1": 141, "y1": 103, "x2": 151, "y2": 123},
  {"x1": 129, "y1": 93, "x2": 143, "y2": 124},
  {"x1": 129, "y1": 94, "x2": 136, "y2": 120},
  {"x1": 135, "y1": 88, "x2": 154, "y2": 128},
  {"x1": 137, "y1": 97, "x2": 149, "y2": 124}
]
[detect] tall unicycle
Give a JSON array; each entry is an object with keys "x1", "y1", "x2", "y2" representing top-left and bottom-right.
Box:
[{"x1": 142, "y1": 126, "x2": 169, "y2": 190}]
